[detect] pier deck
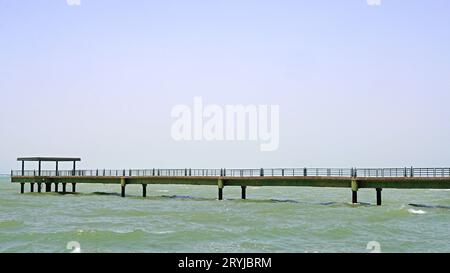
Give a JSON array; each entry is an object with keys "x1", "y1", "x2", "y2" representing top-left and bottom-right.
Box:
[{"x1": 11, "y1": 167, "x2": 450, "y2": 205}]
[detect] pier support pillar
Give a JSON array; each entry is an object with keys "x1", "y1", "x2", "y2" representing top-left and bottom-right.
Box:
[
  {"x1": 72, "y1": 183, "x2": 76, "y2": 193},
  {"x1": 30, "y1": 183, "x2": 35, "y2": 193},
  {"x1": 20, "y1": 183, "x2": 24, "y2": 194},
  {"x1": 351, "y1": 179, "x2": 358, "y2": 204},
  {"x1": 352, "y1": 191, "x2": 358, "y2": 204},
  {"x1": 45, "y1": 183, "x2": 51, "y2": 192},
  {"x1": 241, "y1": 186, "x2": 247, "y2": 200},
  {"x1": 376, "y1": 188, "x2": 382, "y2": 206},
  {"x1": 62, "y1": 183, "x2": 67, "y2": 193},
  {"x1": 218, "y1": 188, "x2": 223, "y2": 200},
  {"x1": 38, "y1": 183, "x2": 42, "y2": 193},
  {"x1": 121, "y1": 178, "x2": 126, "y2": 197},
  {"x1": 142, "y1": 184, "x2": 147, "y2": 198},
  {"x1": 218, "y1": 179, "x2": 224, "y2": 200},
  {"x1": 54, "y1": 183, "x2": 59, "y2": 193}
]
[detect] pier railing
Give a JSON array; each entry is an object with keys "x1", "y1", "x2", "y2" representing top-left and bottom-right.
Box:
[{"x1": 10, "y1": 167, "x2": 450, "y2": 178}]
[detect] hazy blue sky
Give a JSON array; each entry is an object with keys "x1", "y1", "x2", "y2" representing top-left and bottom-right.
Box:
[{"x1": 1, "y1": 0, "x2": 450, "y2": 172}]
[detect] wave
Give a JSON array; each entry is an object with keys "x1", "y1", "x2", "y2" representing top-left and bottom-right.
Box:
[
  {"x1": 269, "y1": 199, "x2": 299, "y2": 203},
  {"x1": 409, "y1": 203, "x2": 450, "y2": 209},
  {"x1": 91, "y1": 192, "x2": 121, "y2": 197},
  {"x1": 408, "y1": 209, "x2": 427, "y2": 215},
  {"x1": 0, "y1": 220, "x2": 24, "y2": 229}
]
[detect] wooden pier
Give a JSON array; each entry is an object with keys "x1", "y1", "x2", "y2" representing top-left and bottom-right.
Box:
[{"x1": 10, "y1": 157, "x2": 450, "y2": 205}]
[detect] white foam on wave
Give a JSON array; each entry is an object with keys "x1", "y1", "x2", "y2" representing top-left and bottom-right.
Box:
[
  {"x1": 157, "y1": 190, "x2": 169, "y2": 193},
  {"x1": 408, "y1": 209, "x2": 427, "y2": 215},
  {"x1": 151, "y1": 230, "x2": 175, "y2": 234}
]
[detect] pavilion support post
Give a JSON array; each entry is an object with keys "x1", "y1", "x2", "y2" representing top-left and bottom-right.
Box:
[
  {"x1": 20, "y1": 183, "x2": 24, "y2": 194},
  {"x1": 142, "y1": 184, "x2": 147, "y2": 198},
  {"x1": 376, "y1": 188, "x2": 382, "y2": 206},
  {"x1": 73, "y1": 161, "x2": 76, "y2": 176},
  {"x1": 38, "y1": 161, "x2": 41, "y2": 176},
  {"x1": 351, "y1": 179, "x2": 358, "y2": 204},
  {"x1": 72, "y1": 183, "x2": 76, "y2": 193},
  {"x1": 21, "y1": 161, "x2": 25, "y2": 176},
  {"x1": 56, "y1": 161, "x2": 59, "y2": 176},
  {"x1": 30, "y1": 183, "x2": 35, "y2": 193},
  {"x1": 218, "y1": 179, "x2": 224, "y2": 200},
  {"x1": 241, "y1": 186, "x2": 247, "y2": 200},
  {"x1": 121, "y1": 178, "x2": 126, "y2": 197}
]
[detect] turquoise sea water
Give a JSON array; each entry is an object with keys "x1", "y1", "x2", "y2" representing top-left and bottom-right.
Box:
[{"x1": 0, "y1": 177, "x2": 449, "y2": 253}]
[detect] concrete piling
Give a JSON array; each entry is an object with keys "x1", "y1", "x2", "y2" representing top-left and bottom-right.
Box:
[
  {"x1": 351, "y1": 179, "x2": 358, "y2": 204},
  {"x1": 45, "y1": 183, "x2": 51, "y2": 192},
  {"x1": 121, "y1": 178, "x2": 126, "y2": 197},
  {"x1": 142, "y1": 184, "x2": 147, "y2": 197},
  {"x1": 54, "y1": 183, "x2": 59, "y2": 193},
  {"x1": 218, "y1": 179, "x2": 224, "y2": 200},
  {"x1": 30, "y1": 183, "x2": 35, "y2": 193},
  {"x1": 38, "y1": 183, "x2": 42, "y2": 193},
  {"x1": 376, "y1": 188, "x2": 382, "y2": 206},
  {"x1": 241, "y1": 186, "x2": 247, "y2": 200},
  {"x1": 352, "y1": 191, "x2": 358, "y2": 204},
  {"x1": 72, "y1": 183, "x2": 76, "y2": 193},
  {"x1": 20, "y1": 183, "x2": 24, "y2": 194},
  {"x1": 62, "y1": 183, "x2": 66, "y2": 193},
  {"x1": 218, "y1": 188, "x2": 223, "y2": 200}
]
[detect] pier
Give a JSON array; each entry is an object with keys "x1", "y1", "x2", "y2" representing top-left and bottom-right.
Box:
[{"x1": 10, "y1": 157, "x2": 450, "y2": 205}]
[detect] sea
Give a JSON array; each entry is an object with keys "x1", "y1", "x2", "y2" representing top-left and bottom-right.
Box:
[{"x1": 0, "y1": 177, "x2": 449, "y2": 253}]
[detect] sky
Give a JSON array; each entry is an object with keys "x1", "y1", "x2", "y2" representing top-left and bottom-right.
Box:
[{"x1": 1, "y1": 0, "x2": 450, "y2": 172}]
